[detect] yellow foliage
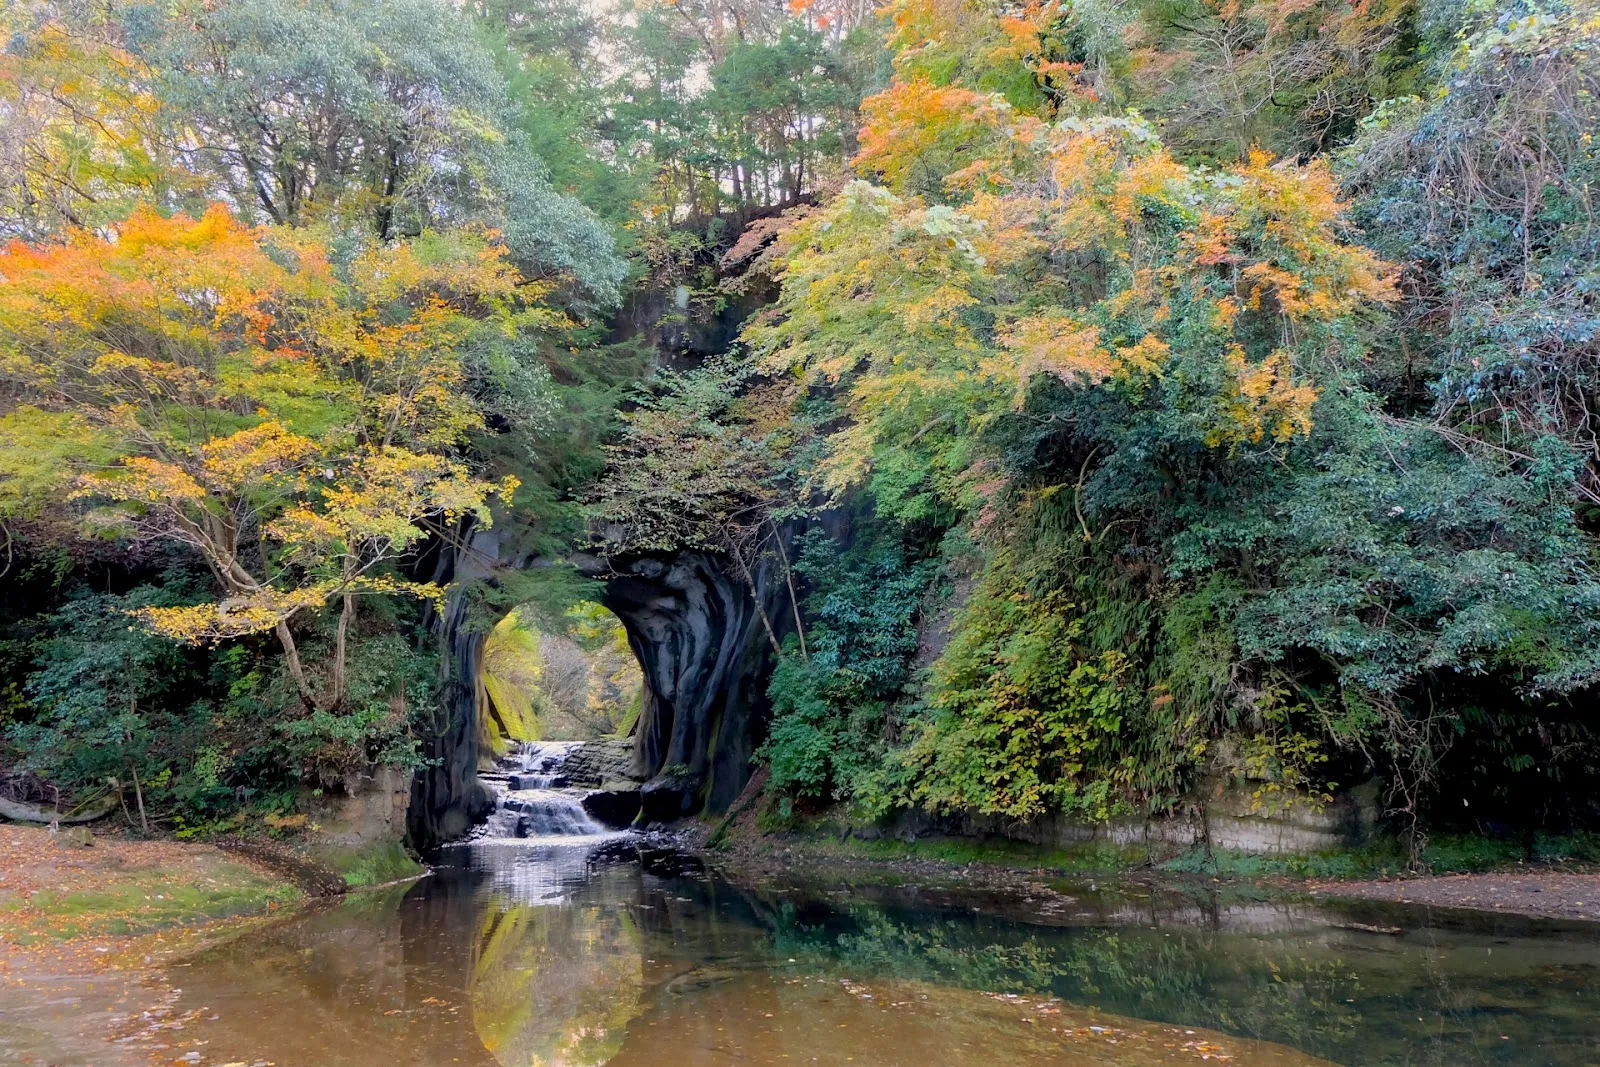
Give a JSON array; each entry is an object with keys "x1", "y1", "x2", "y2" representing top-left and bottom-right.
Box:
[
  {"x1": 199, "y1": 422, "x2": 320, "y2": 487},
  {"x1": 747, "y1": 22, "x2": 1400, "y2": 517},
  {"x1": 1, "y1": 203, "x2": 543, "y2": 698},
  {"x1": 0, "y1": 14, "x2": 183, "y2": 233},
  {"x1": 481, "y1": 611, "x2": 545, "y2": 753},
  {"x1": 76, "y1": 456, "x2": 206, "y2": 506},
  {"x1": 880, "y1": 0, "x2": 1087, "y2": 111},
  {"x1": 134, "y1": 590, "x2": 330, "y2": 642},
  {"x1": 134, "y1": 574, "x2": 449, "y2": 644},
  {"x1": 1206, "y1": 347, "x2": 1319, "y2": 447},
  {"x1": 1223, "y1": 152, "x2": 1398, "y2": 322}
]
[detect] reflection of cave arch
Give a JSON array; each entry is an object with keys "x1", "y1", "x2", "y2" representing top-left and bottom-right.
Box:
[
  {"x1": 471, "y1": 898, "x2": 645, "y2": 1067},
  {"x1": 408, "y1": 528, "x2": 789, "y2": 849}
]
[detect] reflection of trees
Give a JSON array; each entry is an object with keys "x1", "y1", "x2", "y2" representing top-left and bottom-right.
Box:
[
  {"x1": 766, "y1": 903, "x2": 1360, "y2": 1056},
  {"x1": 470, "y1": 899, "x2": 645, "y2": 1067}
]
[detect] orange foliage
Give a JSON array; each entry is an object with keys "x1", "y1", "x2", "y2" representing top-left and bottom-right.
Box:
[
  {"x1": 995, "y1": 0, "x2": 1085, "y2": 84},
  {"x1": 999, "y1": 315, "x2": 1115, "y2": 390},
  {"x1": 1207, "y1": 347, "x2": 1319, "y2": 447},
  {"x1": 880, "y1": 0, "x2": 1087, "y2": 109},
  {"x1": 854, "y1": 78, "x2": 1038, "y2": 193}
]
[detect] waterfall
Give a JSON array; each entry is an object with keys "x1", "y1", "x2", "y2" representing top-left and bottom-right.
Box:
[{"x1": 477, "y1": 741, "x2": 617, "y2": 841}]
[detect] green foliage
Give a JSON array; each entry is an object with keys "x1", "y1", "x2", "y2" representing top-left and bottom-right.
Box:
[
  {"x1": 1123, "y1": 0, "x2": 1424, "y2": 161},
  {"x1": 590, "y1": 357, "x2": 796, "y2": 554},
  {"x1": 602, "y1": 0, "x2": 873, "y2": 230},
  {"x1": 1160, "y1": 831, "x2": 1600, "y2": 878},
  {"x1": 139, "y1": 0, "x2": 626, "y2": 303},
  {"x1": 2, "y1": 551, "x2": 438, "y2": 826},
  {"x1": 0, "y1": 0, "x2": 660, "y2": 830},
  {"x1": 898, "y1": 556, "x2": 1137, "y2": 822},
  {"x1": 758, "y1": 825, "x2": 1152, "y2": 871},
  {"x1": 478, "y1": 602, "x2": 643, "y2": 748},
  {"x1": 270, "y1": 628, "x2": 436, "y2": 785},
  {"x1": 0, "y1": 407, "x2": 116, "y2": 518},
  {"x1": 729, "y1": 0, "x2": 1600, "y2": 844},
  {"x1": 1344, "y1": 0, "x2": 1600, "y2": 512},
  {"x1": 7, "y1": 0, "x2": 1600, "y2": 852},
  {"x1": 760, "y1": 529, "x2": 935, "y2": 807},
  {"x1": 10, "y1": 580, "x2": 208, "y2": 792}
]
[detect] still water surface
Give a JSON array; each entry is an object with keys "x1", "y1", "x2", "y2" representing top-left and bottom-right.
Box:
[{"x1": 124, "y1": 836, "x2": 1600, "y2": 1067}]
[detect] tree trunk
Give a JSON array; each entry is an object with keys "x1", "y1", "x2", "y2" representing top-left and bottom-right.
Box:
[
  {"x1": 730, "y1": 544, "x2": 783, "y2": 658},
  {"x1": 332, "y1": 590, "x2": 356, "y2": 710},
  {"x1": 131, "y1": 761, "x2": 148, "y2": 835},
  {"x1": 276, "y1": 619, "x2": 318, "y2": 710},
  {"x1": 376, "y1": 139, "x2": 401, "y2": 240},
  {"x1": 772, "y1": 527, "x2": 808, "y2": 661}
]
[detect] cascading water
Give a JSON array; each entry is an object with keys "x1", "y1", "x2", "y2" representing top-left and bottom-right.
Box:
[{"x1": 477, "y1": 741, "x2": 617, "y2": 841}]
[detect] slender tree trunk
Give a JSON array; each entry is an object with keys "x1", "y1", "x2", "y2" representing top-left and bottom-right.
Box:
[
  {"x1": 771, "y1": 526, "x2": 808, "y2": 661},
  {"x1": 130, "y1": 763, "x2": 148, "y2": 835},
  {"x1": 125, "y1": 707, "x2": 149, "y2": 834},
  {"x1": 730, "y1": 543, "x2": 783, "y2": 658},
  {"x1": 275, "y1": 619, "x2": 317, "y2": 710},
  {"x1": 376, "y1": 139, "x2": 401, "y2": 239},
  {"x1": 332, "y1": 590, "x2": 355, "y2": 711}
]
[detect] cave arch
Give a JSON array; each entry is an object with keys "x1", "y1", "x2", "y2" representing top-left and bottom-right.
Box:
[
  {"x1": 407, "y1": 530, "x2": 789, "y2": 849},
  {"x1": 591, "y1": 550, "x2": 789, "y2": 822}
]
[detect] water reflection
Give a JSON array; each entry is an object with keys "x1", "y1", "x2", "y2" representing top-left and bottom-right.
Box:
[
  {"x1": 142, "y1": 841, "x2": 1600, "y2": 1067},
  {"x1": 468, "y1": 849, "x2": 645, "y2": 1066}
]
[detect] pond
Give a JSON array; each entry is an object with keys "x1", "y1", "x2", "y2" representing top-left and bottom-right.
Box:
[{"x1": 110, "y1": 835, "x2": 1600, "y2": 1067}]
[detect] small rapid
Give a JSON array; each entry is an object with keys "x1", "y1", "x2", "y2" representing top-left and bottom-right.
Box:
[{"x1": 477, "y1": 741, "x2": 618, "y2": 841}]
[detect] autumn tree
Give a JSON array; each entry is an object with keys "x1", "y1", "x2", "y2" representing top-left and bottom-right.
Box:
[
  {"x1": 0, "y1": 3, "x2": 181, "y2": 238},
  {"x1": 0, "y1": 207, "x2": 528, "y2": 712}
]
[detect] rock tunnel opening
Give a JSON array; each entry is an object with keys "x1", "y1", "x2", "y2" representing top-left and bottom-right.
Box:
[
  {"x1": 477, "y1": 602, "x2": 645, "y2": 755},
  {"x1": 407, "y1": 528, "x2": 792, "y2": 850},
  {"x1": 595, "y1": 550, "x2": 791, "y2": 824}
]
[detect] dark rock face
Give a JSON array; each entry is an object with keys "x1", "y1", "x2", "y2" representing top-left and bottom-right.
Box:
[
  {"x1": 560, "y1": 739, "x2": 638, "y2": 788},
  {"x1": 407, "y1": 527, "x2": 501, "y2": 851},
  {"x1": 597, "y1": 550, "x2": 790, "y2": 822}
]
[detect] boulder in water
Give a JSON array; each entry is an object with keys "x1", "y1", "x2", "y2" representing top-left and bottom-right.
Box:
[
  {"x1": 582, "y1": 788, "x2": 642, "y2": 829},
  {"x1": 639, "y1": 777, "x2": 700, "y2": 823}
]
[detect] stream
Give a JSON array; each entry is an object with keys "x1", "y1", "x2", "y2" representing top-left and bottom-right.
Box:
[{"x1": 29, "y1": 747, "x2": 1600, "y2": 1066}]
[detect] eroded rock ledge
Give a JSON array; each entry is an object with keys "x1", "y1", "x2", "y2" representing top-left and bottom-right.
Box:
[{"x1": 586, "y1": 550, "x2": 791, "y2": 823}]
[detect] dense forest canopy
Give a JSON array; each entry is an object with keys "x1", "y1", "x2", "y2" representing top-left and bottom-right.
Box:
[{"x1": 2, "y1": 0, "x2": 1598, "y2": 852}]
